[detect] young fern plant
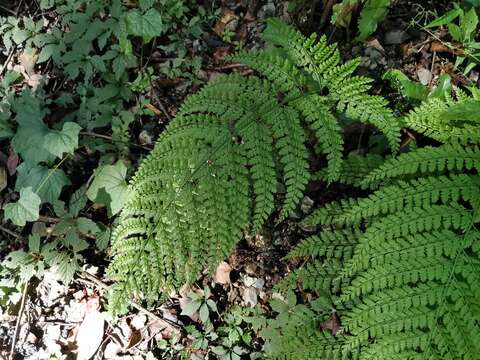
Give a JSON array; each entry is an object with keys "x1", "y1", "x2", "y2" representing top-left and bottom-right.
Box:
[
  {"x1": 106, "y1": 18, "x2": 400, "y2": 315},
  {"x1": 270, "y1": 91, "x2": 480, "y2": 359}
]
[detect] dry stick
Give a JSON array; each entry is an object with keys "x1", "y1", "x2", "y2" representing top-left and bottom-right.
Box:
[
  {"x1": 429, "y1": 51, "x2": 436, "y2": 88},
  {"x1": 78, "y1": 272, "x2": 181, "y2": 330},
  {"x1": 0, "y1": 224, "x2": 21, "y2": 239},
  {"x1": 320, "y1": 0, "x2": 336, "y2": 30},
  {"x1": 0, "y1": 5, "x2": 16, "y2": 15},
  {"x1": 80, "y1": 131, "x2": 153, "y2": 151},
  {"x1": 9, "y1": 281, "x2": 29, "y2": 360},
  {"x1": 0, "y1": 48, "x2": 16, "y2": 77}
]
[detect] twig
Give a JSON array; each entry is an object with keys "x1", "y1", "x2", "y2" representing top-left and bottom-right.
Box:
[
  {"x1": 9, "y1": 281, "x2": 29, "y2": 360},
  {"x1": 38, "y1": 215, "x2": 61, "y2": 224},
  {"x1": 0, "y1": 5, "x2": 16, "y2": 15},
  {"x1": 0, "y1": 47, "x2": 16, "y2": 77},
  {"x1": 429, "y1": 51, "x2": 436, "y2": 88},
  {"x1": 78, "y1": 272, "x2": 181, "y2": 330},
  {"x1": 15, "y1": 0, "x2": 25, "y2": 16},
  {"x1": 320, "y1": 0, "x2": 336, "y2": 30},
  {"x1": 80, "y1": 131, "x2": 152, "y2": 151},
  {"x1": 213, "y1": 63, "x2": 248, "y2": 71},
  {"x1": 0, "y1": 225, "x2": 21, "y2": 239}
]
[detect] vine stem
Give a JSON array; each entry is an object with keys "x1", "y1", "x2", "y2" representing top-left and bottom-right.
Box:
[{"x1": 9, "y1": 280, "x2": 29, "y2": 360}]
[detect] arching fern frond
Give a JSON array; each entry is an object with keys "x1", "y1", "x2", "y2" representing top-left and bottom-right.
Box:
[
  {"x1": 107, "y1": 19, "x2": 399, "y2": 315},
  {"x1": 313, "y1": 153, "x2": 385, "y2": 187}
]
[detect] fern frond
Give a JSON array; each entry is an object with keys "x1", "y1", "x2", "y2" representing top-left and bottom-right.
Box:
[
  {"x1": 292, "y1": 95, "x2": 344, "y2": 182},
  {"x1": 227, "y1": 49, "x2": 306, "y2": 100},
  {"x1": 274, "y1": 259, "x2": 344, "y2": 293},
  {"x1": 270, "y1": 92, "x2": 480, "y2": 359},
  {"x1": 403, "y1": 97, "x2": 480, "y2": 144},
  {"x1": 313, "y1": 153, "x2": 384, "y2": 187},
  {"x1": 362, "y1": 143, "x2": 480, "y2": 187},
  {"x1": 335, "y1": 175, "x2": 480, "y2": 225},
  {"x1": 340, "y1": 93, "x2": 401, "y2": 152},
  {"x1": 287, "y1": 229, "x2": 359, "y2": 259}
]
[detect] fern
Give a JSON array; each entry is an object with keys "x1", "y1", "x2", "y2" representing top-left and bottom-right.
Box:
[
  {"x1": 268, "y1": 92, "x2": 480, "y2": 359},
  {"x1": 106, "y1": 19, "x2": 400, "y2": 314}
]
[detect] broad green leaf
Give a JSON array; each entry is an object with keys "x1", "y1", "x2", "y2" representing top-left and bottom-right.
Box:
[
  {"x1": 86, "y1": 161, "x2": 130, "y2": 216},
  {"x1": 448, "y1": 23, "x2": 463, "y2": 42},
  {"x1": 12, "y1": 29, "x2": 30, "y2": 44},
  {"x1": 11, "y1": 92, "x2": 55, "y2": 165},
  {"x1": 28, "y1": 234, "x2": 41, "y2": 253},
  {"x1": 181, "y1": 300, "x2": 202, "y2": 317},
  {"x1": 37, "y1": 43, "x2": 59, "y2": 63},
  {"x1": 383, "y1": 69, "x2": 429, "y2": 101},
  {"x1": 429, "y1": 74, "x2": 452, "y2": 99},
  {"x1": 125, "y1": 9, "x2": 164, "y2": 42},
  {"x1": 43, "y1": 249, "x2": 80, "y2": 284},
  {"x1": 425, "y1": 7, "x2": 462, "y2": 28},
  {"x1": 76, "y1": 217, "x2": 100, "y2": 235},
  {"x1": 4, "y1": 187, "x2": 41, "y2": 226},
  {"x1": 461, "y1": 7, "x2": 478, "y2": 40},
  {"x1": 199, "y1": 303, "x2": 209, "y2": 323},
  {"x1": 44, "y1": 122, "x2": 81, "y2": 158},
  {"x1": 96, "y1": 228, "x2": 111, "y2": 251},
  {"x1": 356, "y1": 0, "x2": 391, "y2": 41},
  {"x1": 69, "y1": 185, "x2": 88, "y2": 217},
  {"x1": 15, "y1": 163, "x2": 71, "y2": 204},
  {"x1": 63, "y1": 232, "x2": 89, "y2": 252}
]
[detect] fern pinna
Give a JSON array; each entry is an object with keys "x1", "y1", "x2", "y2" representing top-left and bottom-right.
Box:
[
  {"x1": 271, "y1": 91, "x2": 480, "y2": 359},
  {"x1": 107, "y1": 19, "x2": 399, "y2": 314}
]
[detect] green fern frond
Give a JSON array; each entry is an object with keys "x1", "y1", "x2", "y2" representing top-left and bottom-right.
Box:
[
  {"x1": 287, "y1": 229, "x2": 359, "y2": 259},
  {"x1": 362, "y1": 143, "x2": 480, "y2": 187},
  {"x1": 268, "y1": 93, "x2": 480, "y2": 359},
  {"x1": 403, "y1": 97, "x2": 480, "y2": 144},
  {"x1": 313, "y1": 153, "x2": 384, "y2": 187},
  {"x1": 335, "y1": 175, "x2": 480, "y2": 226}
]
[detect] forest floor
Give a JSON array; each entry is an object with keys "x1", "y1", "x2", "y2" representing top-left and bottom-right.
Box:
[{"x1": 0, "y1": 0, "x2": 477, "y2": 359}]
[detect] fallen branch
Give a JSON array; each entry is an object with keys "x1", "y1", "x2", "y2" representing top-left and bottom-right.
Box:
[
  {"x1": 9, "y1": 281, "x2": 29, "y2": 360},
  {"x1": 78, "y1": 272, "x2": 181, "y2": 330}
]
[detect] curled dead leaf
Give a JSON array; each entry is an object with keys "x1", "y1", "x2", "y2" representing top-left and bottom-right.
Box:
[{"x1": 214, "y1": 261, "x2": 232, "y2": 285}]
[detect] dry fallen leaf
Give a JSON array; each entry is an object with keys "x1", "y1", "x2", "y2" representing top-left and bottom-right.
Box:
[
  {"x1": 0, "y1": 167, "x2": 7, "y2": 192},
  {"x1": 75, "y1": 297, "x2": 105, "y2": 360},
  {"x1": 213, "y1": 9, "x2": 239, "y2": 37},
  {"x1": 19, "y1": 48, "x2": 38, "y2": 76},
  {"x1": 6, "y1": 149, "x2": 18, "y2": 175},
  {"x1": 320, "y1": 312, "x2": 341, "y2": 336},
  {"x1": 214, "y1": 261, "x2": 232, "y2": 285},
  {"x1": 243, "y1": 287, "x2": 257, "y2": 307}
]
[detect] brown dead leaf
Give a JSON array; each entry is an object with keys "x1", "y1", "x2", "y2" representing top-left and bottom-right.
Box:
[
  {"x1": 144, "y1": 102, "x2": 162, "y2": 116},
  {"x1": 215, "y1": 261, "x2": 232, "y2": 285},
  {"x1": 320, "y1": 312, "x2": 341, "y2": 336},
  {"x1": 126, "y1": 329, "x2": 142, "y2": 349},
  {"x1": 19, "y1": 48, "x2": 38, "y2": 76},
  {"x1": 213, "y1": 47, "x2": 231, "y2": 64},
  {"x1": 0, "y1": 167, "x2": 6, "y2": 192},
  {"x1": 430, "y1": 41, "x2": 465, "y2": 56},
  {"x1": 7, "y1": 149, "x2": 18, "y2": 175},
  {"x1": 214, "y1": 9, "x2": 239, "y2": 37}
]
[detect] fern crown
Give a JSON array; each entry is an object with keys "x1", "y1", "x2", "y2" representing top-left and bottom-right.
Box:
[{"x1": 107, "y1": 19, "x2": 400, "y2": 315}]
